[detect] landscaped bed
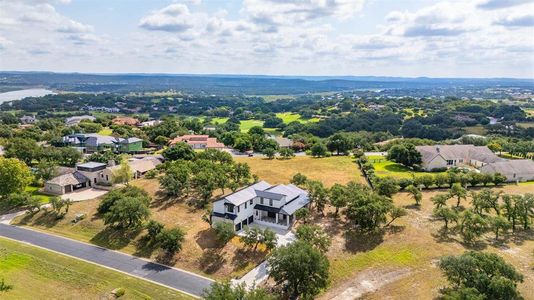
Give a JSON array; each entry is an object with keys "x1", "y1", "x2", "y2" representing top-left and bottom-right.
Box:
[
  {"x1": 0, "y1": 237, "x2": 192, "y2": 299},
  {"x1": 12, "y1": 178, "x2": 267, "y2": 280}
]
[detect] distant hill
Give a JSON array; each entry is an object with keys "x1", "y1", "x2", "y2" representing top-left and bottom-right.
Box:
[{"x1": 0, "y1": 71, "x2": 532, "y2": 95}]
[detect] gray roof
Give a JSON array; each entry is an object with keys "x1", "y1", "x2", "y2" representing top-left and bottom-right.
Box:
[
  {"x1": 224, "y1": 181, "x2": 272, "y2": 206},
  {"x1": 120, "y1": 137, "x2": 143, "y2": 144},
  {"x1": 77, "y1": 161, "x2": 107, "y2": 169},
  {"x1": 269, "y1": 136, "x2": 293, "y2": 148},
  {"x1": 416, "y1": 145, "x2": 502, "y2": 164},
  {"x1": 281, "y1": 194, "x2": 310, "y2": 215},
  {"x1": 482, "y1": 160, "x2": 534, "y2": 176},
  {"x1": 46, "y1": 171, "x2": 88, "y2": 186}
]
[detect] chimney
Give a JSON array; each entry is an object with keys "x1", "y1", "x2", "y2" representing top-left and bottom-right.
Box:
[{"x1": 436, "y1": 146, "x2": 440, "y2": 153}]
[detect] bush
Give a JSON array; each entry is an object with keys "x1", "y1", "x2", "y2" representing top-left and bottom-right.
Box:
[
  {"x1": 146, "y1": 220, "x2": 164, "y2": 240},
  {"x1": 0, "y1": 278, "x2": 12, "y2": 292},
  {"x1": 398, "y1": 178, "x2": 414, "y2": 190},
  {"x1": 213, "y1": 221, "x2": 235, "y2": 244},
  {"x1": 157, "y1": 228, "x2": 185, "y2": 254},
  {"x1": 144, "y1": 169, "x2": 158, "y2": 179},
  {"x1": 430, "y1": 167, "x2": 447, "y2": 172},
  {"x1": 112, "y1": 287, "x2": 125, "y2": 298}
]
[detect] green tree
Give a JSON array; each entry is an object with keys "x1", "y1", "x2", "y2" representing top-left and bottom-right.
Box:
[
  {"x1": 345, "y1": 187, "x2": 393, "y2": 231},
  {"x1": 233, "y1": 137, "x2": 253, "y2": 153},
  {"x1": 268, "y1": 240, "x2": 329, "y2": 299},
  {"x1": 262, "y1": 228, "x2": 277, "y2": 251},
  {"x1": 386, "y1": 143, "x2": 422, "y2": 168},
  {"x1": 112, "y1": 159, "x2": 133, "y2": 185},
  {"x1": 213, "y1": 221, "x2": 235, "y2": 244},
  {"x1": 327, "y1": 133, "x2": 352, "y2": 155},
  {"x1": 310, "y1": 142, "x2": 327, "y2": 157},
  {"x1": 419, "y1": 174, "x2": 435, "y2": 189},
  {"x1": 434, "y1": 173, "x2": 448, "y2": 188},
  {"x1": 386, "y1": 206, "x2": 407, "y2": 226},
  {"x1": 459, "y1": 210, "x2": 488, "y2": 243},
  {"x1": 493, "y1": 173, "x2": 506, "y2": 186},
  {"x1": 439, "y1": 251, "x2": 523, "y2": 300},
  {"x1": 35, "y1": 159, "x2": 58, "y2": 182},
  {"x1": 431, "y1": 193, "x2": 450, "y2": 209},
  {"x1": 162, "y1": 142, "x2": 195, "y2": 161},
  {"x1": 157, "y1": 227, "x2": 185, "y2": 254},
  {"x1": 203, "y1": 282, "x2": 274, "y2": 300},
  {"x1": 405, "y1": 185, "x2": 422, "y2": 206},
  {"x1": 262, "y1": 147, "x2": 276, "y2": 159},
  {"x1": 433, "y1": 207, "x2": 458, "y2": 230},
  {"x1": 0, "y1": 157, "x2": 32, "y2": 198},
  {"x1": 146, "y1": 220, "x2": 164, "y2": 241},
  {"x1": 159, "y1": 161, "x2": 191, "y2": 197},
  {"x1": 307, "y1": 180, "x2": 328, "y2": 213},
  {"x1": 4, "y1": 138, "x2": 41, "y2": 165},
  {"x1": 295, "y1": 224, "x2": 331, "y2": 253},
  {"x1": 103, "y1": 196, "x2": 150, "y2": 229},
  {"x1": 295, "y1": 208, "x2": 310, "y2": 224},
  {"x1": 449, "y1": 183, "x2": 467, "y2": 208},
  {"x1": 329, "y1": 183, "x2": 348, "y2": 217},
  {"x1": 240, "y1": 226, "x2": 262, "y2": 250},
  {"x1": 279, "y1": 148, "x2": 295, "y2": 159},
  {"x1": 514, "y1": 193, "x2": 534, "y2": 230},
  {"x1": 290, "y1": 172, "x2": 308, "y2": 187},
  {"x1": 376, "y1": 177, "x2": 399, "y2": 197},
  {"x1": 490, "y1": 215, "x2": 511, "y2": 240}
]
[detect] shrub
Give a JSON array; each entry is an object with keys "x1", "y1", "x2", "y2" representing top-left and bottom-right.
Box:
[
  {"x1": 0, "y1": 278, "x2": 12, "y2": 292},
  {"x1": 112, "y1": 287, "x2": 125, "y2": 298},
  {"x1": 146, "y1": 220, "x2": 164, "y2": 240},
  {"x1": 157, "y1": 228, "x2": 185, "y2": 254},
  {"x1": 213, "y1": 221, "x2": 235, "y2": 244},
  {"x1": 144, "y1": 169, "x2": 158, "y2": 179}
]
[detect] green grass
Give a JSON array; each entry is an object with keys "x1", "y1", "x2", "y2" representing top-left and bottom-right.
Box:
[
  {"x1": 97, "y1": 127, "x2": 113, "y2": 136},
  {"x1": 517, "y1": 122, "x2": 534, "y2": 128},
  {"x1": 329, "y1": 245, "x2": 420, "y2": 284},
  {"x1": 239, "y1": 120, "x2": 264, "y2": 132},
  {"x1": 211, "y1": 117, "x2": 229, "y2": 124},
  {"x1": 0, "y1": 237, "x2": 193, "y2": 299},
  {"x1": 463, "y1": 125, "x2": 487, "y2": 135},
  {"x1": 24, "y1": 186, "x2": 52, "y2": 203},
  {"x1": 402, "y1": 108, "x2": 425, "y2": 120},
  {"x1": 368, "y1": 156, "x2": 445, "y2": 179},
  {"x1": 275, "y1": 112, "x2": 320, "y2": 124}
]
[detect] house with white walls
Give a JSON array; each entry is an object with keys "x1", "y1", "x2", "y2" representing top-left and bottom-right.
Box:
[{"x1": 211, "y1": 181, "x2": 309, "y2": 231}]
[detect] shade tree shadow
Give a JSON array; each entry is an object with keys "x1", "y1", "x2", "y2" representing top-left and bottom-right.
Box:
[
  {"x1": 90, "y1": 226, "x2": 142, "y2": 250},
  {"x1": 198, "y1": 248, "x2": 226, "y2": 274}
]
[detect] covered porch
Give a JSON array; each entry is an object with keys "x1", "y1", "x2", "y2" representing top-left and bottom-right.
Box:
[{"x1": 254, "y1": 206, "x2": 293, "y2": 229}]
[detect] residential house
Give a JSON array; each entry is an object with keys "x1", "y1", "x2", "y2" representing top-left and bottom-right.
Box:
[
  {"x1": 416, "y1": 145, "x2": 505, "y2": 171},
  {"x1": 481, "y1": 160, "x2": 534, "y2": 182},
  {"x1": 140, "y1": 120, "x2": 162, "y2": 127},
  {"x1": 269, "y1": 136, "x2": 293, "y2": 148},
  {"x1": 65, "y1": 115, "x2": 96, "y2": 126},
  {"x1": 62, "y1": 134, "x2": 143, "y2": 153},
  {"x1": 99, "y1": 156, "x2": 162, "y2": 185},
  {"x1": 20, "y1": 115, "x2": 37, "y2": 124},
  {"x1": 211, "y1": 181, "x2": 310, "y2": 231},
  {"x1": 112, "y1": 117, "x2": 140, "y2": 126},
  {"x1": 169, "y1": 135, "x2": 225, "y2": 149},
  {"x1": 44, "y1": 162, "x2": 106, "y2": 195}
]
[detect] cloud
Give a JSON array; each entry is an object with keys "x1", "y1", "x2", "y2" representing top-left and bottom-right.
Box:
[
  {"x1": 139, "y1": 4, "x2": 196, "y2": 32},
  {"x1": 477, "y1": 0, "x2": 533, "y2": 10},
  {"x1": 495, "y1": 14, "x2": 534, "y2": 26},
  {"x1": 243, "y1": 0, "x2": 365, "y2": 27},
  {"x1": 57, "y1": 20, "x2": 94, "y2": 33}
]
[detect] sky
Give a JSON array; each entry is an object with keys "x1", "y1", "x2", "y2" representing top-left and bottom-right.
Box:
[{"x1": 0, "y1": 0, "x2": 533, "y2": 78}]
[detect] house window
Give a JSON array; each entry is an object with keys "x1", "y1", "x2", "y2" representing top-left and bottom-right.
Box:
[
  {"x1": 513, "y1": 173, "x2": 516, "y2": 178},
  {"x1": 237, "y1": 206, "x2": 240, "y2": 213},
  {"x1": 245, "y1": 202, "x2": 247, "y2": 209},
  {"x1": 260, "y1": 198, "x2": 264, "y2": 205},
  {"x1": 250, "y1": 200, "x2": 253, "y2": 205},
  {"x1": 447, "y1": 160, "x2": 454, "y2": 166},
  {"x1": 269, "y1": 199, "x2": 273, "y2": 206}
]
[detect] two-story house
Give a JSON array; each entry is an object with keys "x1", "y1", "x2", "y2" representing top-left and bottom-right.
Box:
[{"x1": 211, "y1": 181, "x2": 310, "y2": 231}]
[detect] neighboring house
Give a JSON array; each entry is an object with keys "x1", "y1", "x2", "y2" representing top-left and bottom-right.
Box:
[
  {"x1": 20, "y1": 115, "x2": 37, "y2": 124},
  {"x1": 99, "y1": 156, "x2": 162, "y2": 185},
  {"x1": 140, "y1": 120, "x2": 162, "y2": 127},
  {"x1": 481, "y1": 160, "x2": 534, "y2": 182},
  {"x1": 269, "y1": 136, "x2": 293, "y2": 148},
  {"x1": 44, "y1": 162, "x2": 106, "y2": 195},
  {"x1": 112, "y1": 117, "x2": 140, "y2": 126},
  {"x1": 416, "y1": 145, "x2": 505, "y2": 171},
  {"x1": 62, "y1": 134, "x2": 143, "y2": 153},
  {"x1": 45, "y1": 157, "x2": 162, "y2": 194},
  {"x1": 169, "y1": 135, "x2": 225, "y2": 149},
  {"x1": 211, "y1": 181, "x2": 310, "y2": 232},
  {"x1": 65, "y1": 115, "x2": 96, "y2": 126}
]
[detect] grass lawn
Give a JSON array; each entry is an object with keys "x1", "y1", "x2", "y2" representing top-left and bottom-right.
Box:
[
  {"x1": 13, "y1": 179, "x2": 266, "y2": 280},
  {"x1": 463, "y1": 125, "x2": 487, "y2": 135},
  {"x1": 235, "y1": 156, "x2": 367, "y2": 187},
  {"x1": 0, "y1": 237, "x2": 192, "y2": 300},
  {"x1": 275, "y1": 112, "x2": 320, "y2": 124},
  {"x1": 97, "y1": 127, "x2": 113, "y2": 136},
  {"x1": 211, "y1": 117, "x2": 229, "y2": 124},
  {"x1": 522, "y1": 108, "x2": 534, "y2": 117},
  {"x1": 24, "y1": 186, "x2": 53, "y2": 203},
  {"x1": 368, "y1": 156, "x2": 445, "y2": 179},
  {"x1": 517, "y1": 122, "x2": 534, "y2": 128},
  {"x1": 318, "y1": 184, "x2": 534, "y2": 299},
  {"x1": 239, "y1": 119, "x2": 264, "y2": 132}
]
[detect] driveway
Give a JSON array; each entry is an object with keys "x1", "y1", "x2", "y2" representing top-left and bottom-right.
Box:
[
  {"x1": 61, "y1": 188, "x2": 108, "y2": 201},
  {"x1": 0, "y1": 224, "x2": 213, "y2": 297}
]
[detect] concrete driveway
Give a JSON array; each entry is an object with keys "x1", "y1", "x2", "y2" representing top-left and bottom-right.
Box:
[{"x1": 61, "y1": 188, "x2": 108, "y2": 201}]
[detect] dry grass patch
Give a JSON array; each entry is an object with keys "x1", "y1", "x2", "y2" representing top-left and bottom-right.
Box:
[
  {"x1": 12, "y1": 178, "x2": 267, "y2": 280},
  {"x1": 235, "y1": 156, "x2": 366, "y2": 187}
]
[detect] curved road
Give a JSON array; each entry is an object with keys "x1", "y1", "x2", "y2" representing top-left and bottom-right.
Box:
[{"x1": 0, "y1": 224, "x2": 213, "y2": 298}]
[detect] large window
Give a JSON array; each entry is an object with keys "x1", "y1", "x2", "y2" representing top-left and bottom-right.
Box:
[
  {"x1": 269, "y1": 199, "x2": 273, "y2": 206},
  {"x1": 260, "y1": 198, "x2": 264, "y2": 205}
]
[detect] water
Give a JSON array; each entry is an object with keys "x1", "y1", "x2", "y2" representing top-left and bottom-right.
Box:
[{"x1": 0, "y1": 88, "x2": 56, "y2": 103}]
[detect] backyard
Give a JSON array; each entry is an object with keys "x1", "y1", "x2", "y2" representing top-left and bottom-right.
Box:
[
  {"x1": 367, "y1": 155, "x2": 445, "y2": 179},
  {"x1": 12, "y1": 179, "x2": 266, "y2": 280},
  {"x1": 319, "y1": 184, "x2": 534, "y2": 299},
  {"x1": 235, "y1": 155, "x2": 367, "y2": 187},
  {"x1": 0, "y1": 237, "x2": 192, "y2": 299}
]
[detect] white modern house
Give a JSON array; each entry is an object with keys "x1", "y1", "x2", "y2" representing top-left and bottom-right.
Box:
[{"x1": 211, "y1": 181, "x2": 310, "y2": 232}]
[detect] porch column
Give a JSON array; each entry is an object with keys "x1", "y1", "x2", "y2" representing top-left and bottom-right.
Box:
[
  {"x1": 275, "y1": 213, "x2": 278, "y2": 224},
  {"x1": 286, "y1": 215, "x2": 289, "y2": 226}
]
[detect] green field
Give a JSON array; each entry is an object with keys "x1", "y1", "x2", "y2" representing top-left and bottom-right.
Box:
[
  {"x1": 24, "y1": 186, "x2": 53, "y2": 203},
  {"x1": 211, "y1": 117, "x2": 229, "y2": 124},
  {"x1": 463, "y1": 125, "x2": 487, "y2": 135},
  {"x1": 368, "y1": 156, "x2": 445, "y2": 179},
  {"x1": 275, "y1": 112, "x2": 320, "y2": 124},
  {"x1": 0, "y1": 237, "x2": 193, "y2": 299}
]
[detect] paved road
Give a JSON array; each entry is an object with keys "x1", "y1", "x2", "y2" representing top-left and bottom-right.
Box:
[{"x1": 0, "y1": 224, "x2": 213, "y2": 298}]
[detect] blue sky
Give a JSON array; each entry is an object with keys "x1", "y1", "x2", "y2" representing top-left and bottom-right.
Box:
[{"x1": 0, "y1": 0, "x2": 533, "y2": 78}]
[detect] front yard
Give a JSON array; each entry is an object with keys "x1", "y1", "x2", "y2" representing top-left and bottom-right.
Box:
[
  {"x1": 235, "y1": 156, "x2": 367, "y2": 187},
  {"x1": 0, "y1": 237, "x2": 192, "y2": 299},
  {"x1": 12, "y1": 179, "x2": 266, "y2": 280}
]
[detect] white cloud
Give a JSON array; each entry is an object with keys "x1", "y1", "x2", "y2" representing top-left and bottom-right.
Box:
[{"x1": 139, "y1": 4, "x2": 196, "y2": 32}]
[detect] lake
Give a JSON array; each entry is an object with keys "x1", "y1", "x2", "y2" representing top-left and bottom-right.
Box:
[{"x1": 0, "y1": 88, "x2": 56, "y2": 103}]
